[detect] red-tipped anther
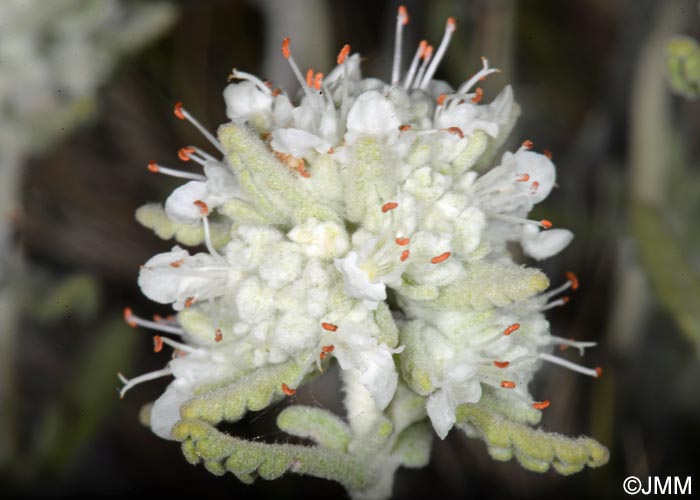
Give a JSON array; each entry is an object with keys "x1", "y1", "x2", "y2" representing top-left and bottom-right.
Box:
[
  {"x1": 321, "y1": 345, "x2": 335, "y2": 353},
  {"x1": 271, "y1": 88, "x2": 282, "y2": 97},
  {"x1": 337, "y1": 44, "x2": 351, "y2": 65},
  {"x1": 532, "y1": 400, "x2": 551, "y2": 410},
  {"x1": 540, "y1": 219, "x2": 553, "y2": 229},
  {"x1": 382, "y1": 202, "x2": 399, "y2": 213},
  {"x1": 531, "y1": 181, "x2": 540, "y2": 194},
  {"x1": 174, "y1": 102, "x2": 185, "y2": 120},
  {"x1": 153, "y1": 314, "x2": 164, "y2": 322},
  {"x1": 215, "y1": 329, "x2": 223, "y2": 342},
  {"x1": 431, "y1": 252, "x2": 451, "y2": 264},
  {"x1": 565, "y1": 271, "x2": 579, "y2": 291},
  {"x1": 395, "y1": 237, "x2": 410, "y2": 246},
  {"x1": 500, "y1": 380, "x2": 516, "y2": 389},
  {"x1": 400, "y1": 249, "x2": 410, "y2": 261},
  {"x1": 319, "y1": 351, "x2": 327, "y2": 360},
  {"x1": 313, "y1": 72, "x2": 323, "y2": 91},
  {"x1": 398, "y1": 5, "x2": 409, "y2": 25},
  {"x1": 515, "y1": 173, "x2": 530, "y2": 182},
  {"x1": 193, "y1": 200, "x2": 209, "y2": 216},
  {"x1": 493, "y1": 361, "x2": 510, "y2": 369},
  {"x1": 543, "y1": 149, "x2": 553, "y2": 159},
  {"x1": 153, "y1": 335, "x2": 164, "y2": 353},
  {"x1": 423, "y1": 45, "x2": 434, "y2": 60},
  {"x1": 281, "y1": 383, "x2": 296, "y2": 396},
  {"x1": 184, "y1": 296, "x2": 196, "y2": 308},
  {"x1": 282, "y1": 37, "x2": 291, "y2": 59},
  {"x1": 503, "y1": 323, "x2": 520, "y2": 336},
  {"x1": 147, "y1": 161, "x2": 159, "y2": 173},
  {"x1": 471, "y1": 87, "x2": 484, "y2": 103},
  {"x1": 522, "y1": 139, "x2": 534, "y2": 150},
  {"x1": 399, "y1": 124, "x2": 412, "y2": 131},
  {"x1": 321, "y1": 322, "x2": 338, "y2": 332},
  {"x1": 446, "y1": 127, "x2": 464, "y2": 139},
  {"x1": 562, "y1": 296, "x2": 571, "y2": 303},
  {"x1": 447, "y1": 17, "x2": 457, "y2": 30},
  {"x1": 436, "y1": 93, "x2": 447, "y2": 106},
  {"x1": 178, "y1": 146, "x2": 195, "y2": 162},
  {"x1": 306, "y1": 68, "x2": 314, "y2": 87},
  {"x1": 169, "y1": 259, "x2": 184, "y2": 268},
  {"x1": 595, "y1": 366, "x2": 603, "y2": 378},
  {"x1": 418, "y1": 40, "x2": 428, "y2": 56},
  {"x1": 123, "y1": 307, "x2": 137, "y2": 328}
]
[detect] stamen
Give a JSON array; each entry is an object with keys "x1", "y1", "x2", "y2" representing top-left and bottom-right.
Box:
[
  {"x1": 540, "y1": 297, "x2": 569, "y2": 311},
  {"x1": 436, "y1": 93, "x2": 447, "y2": 106},
  {"x1": 178, "y1": 147, "x2": 195, "y2": 162},
  {"x1": 500, "y1": 380, "x2": 516, "y2": 389},
  {"x1": 595, "y1": 366, "x2": 603, "y2": 377},
  {"x1": 392, "y1": 5, "x2": 410, "y2": 84},
  {"x1": 381, "y1": 202, "x2": 399, "y2": 213},
  {"x1": 281, "y1": 383, "x2": 297, "y2": 396},
  {"x1": 503, "y1": 323, "x2": 520, "y2": 335},
  {"x1": 521, "y1": 139, "x2": 534, "y2": 150},
  {"x1": 493, "y1": 361, "x2": 510, "y2": 368},
  {"x1": 540, "y1": 219, "x2": 552, "y2": 229},
  {"x1": 172, "y1": 102, "x2": 224, "y2": 154},
  {"x1": 400, "y1": 249, "x2": 410, "y2": 261},
  {"x1": 539, "y1": 352, "x2": 601, "y2": 378},
  {"x1": 321, "y1": 322, "x2": 338, "y2": 332},
  {"x1": 515, "y1": 173, "x2": 530, "y2": 182},
  {"x1": 420, "y1": 17, "x2": 457, "y2": 89},
  {"x1": 159, "y1": 336, "x2": 197, "y2": 354},
  {"x1": 193, "y1": 200, "x2": 209, "y2": 216},
  {"x1": 487, "y1": 213, "x2": 553, "y2": 229},
  {"x1": 403, "y1": 40, "x2": 427, "y2": 89},
  {"x1": 215, "y1": 329, "x2": 223, "y2": 342},
  {"x1": 337, "y1": 44, "x2": 351, "y2": 64},
  {"x1": 399, "y1": 124, "x2": 412, "y2": 131},
  {"x1": 412, "y1": 44, "x2": 433, "y2": 90},
  {"x1": 153, "y1": 335, "x2": 164, "y2": 353},
  {"x1": 471, "y1": 87, "x2": 484, "y2": 103},
  {"x1": 146, "y1": 161, "x2": 206, "y2": 182},
  {"x1": 530, "y1": 181, "x2": 540, "y2": 195},
  {"x1": 549, "y1": 337, "x2": 597, "y2": 356},
  {"x1": 313, "y1": 72, "x2": 323, "y2": 91},
  {"x1": 532, "y1": 400, "x2": 550, "y2": 410},
  {"x1": 430, "y1": 252, "x2": 451, "y2": 264},
  {"x1": 543, "y1": 149, "x2": 553, "y2": 159},
  {"x1": 456, "y1": 57, "x2": 500, "y2": 95},
  {"x1": 193, "y1": 200, "x2": 221, "y2": 258},
  {"x1": 184, "y1": 297, "x2": 196, "y2": 308},
  {"x1": 123, "y1": 307, "x2": 184, "y2": 335},
  {"x1": 227, "y1": 69, "x2": 272, "y2": 94},
  {"x1": 565, "y1": 271, "x2": 579, "y2": 291},
  {"x1": 306, "y1": 68, "x2": 314, "y2": 88},
  {"x1": 445, "y1": 126, "x2": 464, "y2": 139},
  {"x1": 118, "y1": 367, "x2": 172, "y2": 399},
  {"x1": 395, "y1": 237, "x2": 410, "y2": 246},
  {"x1": 321, "y1": 345, "x2": 335, "y2": 353},
  {"x1": 281, "y1": 37, "x2": 314, "y2": 100}
]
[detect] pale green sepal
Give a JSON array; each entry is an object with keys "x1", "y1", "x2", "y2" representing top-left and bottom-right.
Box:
[
  {"x1": 135, "y1": 203, "x2": 229, "y2": 248},
  {"x1": 449, "y1": 130, "x2": 489, "y2": 176},
  {"x1": 373, "y1": 302, "x2": 399, "y2": 347},
  {"x1": 474, "y1": 103, "x2": 522, "y2": 172},
  {"x1": 276, "y1": 406, "x2": 352, "y2": 452},
  {"x1": 397, "y1": 321, "x2": 437, "y2": 395},
  {"x1": 390, "y1": 422, "x2": 432, "y2": 468},
  {"x1": 219, "y1": 198, "x2": 273, "y2": 226}
]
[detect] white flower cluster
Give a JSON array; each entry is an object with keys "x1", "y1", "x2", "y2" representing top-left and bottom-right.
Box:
[{"x1": 124, "y1": 8, "x2": 601, "y2": 447}]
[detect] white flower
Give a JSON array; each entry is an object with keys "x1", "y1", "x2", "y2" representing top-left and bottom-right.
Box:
[{"x1": 334, "y1": 251, "x2": 388, "y2": 310}]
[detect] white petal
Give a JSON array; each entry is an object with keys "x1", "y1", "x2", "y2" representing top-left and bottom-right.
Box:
[
  {"x1": 334, "y1": 251, "x2": 386, "y2": 309},
  {"x1": 346, "y1": 91, "x2": 400, "y2": 138},
  {"x1": 150, "y1": 383, "x2": 192, "y2": 440},
  {"x1": 223, "y1": 81, "x2": 273, "y2": 122},
  {"x1": 507, "y1": 150, "x2": 556, "y2": 203},
  {"x1": 164, "y1": 181, "x2": 208, "y2": 224},
  {"x1": 426, "y1": 389, "x2": 455, "y2": 440},
  {"x1": 270, "y1": 127, "x2": 328, "y2": 157},
  {"x1": 521, "y1": 226, "x2": 574, "y2": 260}
]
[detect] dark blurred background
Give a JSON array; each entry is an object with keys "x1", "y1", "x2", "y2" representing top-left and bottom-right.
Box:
[{"x1": 1, "y1": 0, "x2": 699, "y2": 498}]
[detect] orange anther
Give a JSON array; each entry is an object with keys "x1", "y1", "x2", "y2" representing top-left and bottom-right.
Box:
[
  {"x1": 398, "y1": 5, "x2": 409, "y2": 25},
  {"x1": 395, "y1": 237, "x2": 410, "y2": 246},
  {"x1": 281, "y1": 383, "x2": 296, "y2": 396},
  {"x1": 503, "y1": 323, "x2": 520, "y2": 336},
  {"x1": 562, "y1": 296, "x2": 570, "y2": 303},
  {"x1": 417, "y1": 40, "x2": 428, "y2": 57},
  {"x1": 430, "y1": 252, "x2": 451, "y2": 264},
  {"x1": 153, "y1": 335, "x2": 164, "y2": 353},
  {"x1": 595, "y1": 366, "x2": 603, "y2": 377},
  {"x1": 381, "y1": 202, "x2": 398, "y2": 213},
  {"x1": 565, "y1": 271, "x2": 579, "y2": 291},
  {"x1": 500, "y1": 380, "x2": 516, "y2": 389},
  {"x1": 447, "y1": 17, "x2": 456, "y2": 29},
  {"x1": 516, "y1": 174, "x2": 530, "y2": 182},
  {"x1": 193, "y1": 200, "x2": 209, "y2": 216},
  {"x1": 493, "y1": 361, "x2": 510, "y2": 369},
  {"x1": 320, "y1": 352, "x2": 327, "y2": 360},
  {"x1": 423, "y1": 45, "x2": 434, "y2": 60},
  {"x1": 215, "y1": 329, "x2": 223, "y2": 342},
  {"x1": 532, "y1": 400, "x2": 551, "y2": 410},
  {"x1": 123, "y1": 307, "x2": 137, "y2": 328},
  {"x1": 282, "y1": 37, "x2": 291, "y2": 59},
  {"x1": 178, "y1": 146, "x2": 195, "y2": 162},
  {"x1": 153, "y1": 314, "x2": 164, "y2": 322},
  {"x1": 147, "y1": 161, "x2": 159, "y2": 173},
  {"x1": 337, "y1": 44, "x2": 351, "y2": 65},
  {"x1": 184, "y1": 296, "x2": 196, "y2": 308},
  {"x1": 522, "y1": 139, "x2": 534, "y2": 149},
  {"x1": 531, "y1": 181, "x2": 540, "y2": 194},
  {"x1": 543, "y1": 149, "x2": 553, "y2": 159},
  {"x1": 436, "y1": 93, "x2": 447, "y2": 106},
  {"x1": 400, "y1": 249, "x2": 410, "y2": 261},
  {"x1": 321, "y1": 322, "x2": 338, "y2": 332},
  {"x1": 313, "y1": 72, "x2": 323, "y2": 91},
  {"x1": 306, "y1": 68, "x2": 314, "y2": 87},
  {"x1": 399, "y1": 124, "x2": 412, "y2": 131},
  {"x1": 321, "y1": 345, "x2": 335, "y2": 353},
  {"x1": 446, "y1": 127, "x2": 464, "y2": 139},
  {"x1": 169, "y1": 259, "x2": 184, "y2": 268},
  {"x1": 174, "y1": 102, "x2": 185, "y2": 120},
  {"x1": 539, "y1": 219, "x2": 552, "y2": 229},
  {"x1": 471, "y1": 87, "x2": 484, "y2": 103},
  {"x1": 271, "y1": 88, "x2": 282, "y2": 97}
]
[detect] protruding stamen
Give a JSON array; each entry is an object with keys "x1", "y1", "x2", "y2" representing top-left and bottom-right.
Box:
[
  {"x1": 595, "y1": 366, "x2": 603, "y2": 377},
  {"x1": 487, "y1": 213, "x2": 553, "y2": 229},
  {"x1": 565, "y1": 271, "x2": 579, "y2": 291},
  {"x1": 540, "y1": 297, "x2": 570, "y2": 311},
  {"x1": 395, "y1": 237, "x2": 410, "y2": 246},
  {"x1": 412, "y1": 44, "x2": 433, "y2": 90},
  {"x1": 403, "y1": 40, "x2": 427, "y2": 89},
  {"x1": 337, "y1": 44, "x2": 351, "y2": 65},
  {"x1": 178, "y1": 147, "x2": 195, "y2": 162},
  {"x1": 118, "y1": 367, "x2": 172, "y2": 399},
  {"x1": 146, "y1": 161, "x2": 206, "y2": 181},
  {"x1": 392, "y1": 6, "x2": 410, "y2": 84},
  {"x1": 400, "y1": 249, "x2": 410, "y2": 261},
  {"x1": 281, "y1": 383, "x2": 297, "y2": 396},
  {"x1": 420, "y1": 17, "x2": 457, "y2": 89},
  {"x1": 445, "y1": 126, "x2": 464, "y2": 138},
  {"x1": 543, "y1": 149, "x2": 553, "y2": 159},
  {"x1": 321, "y1": 322, "x2": 338, "y2": 332},
  {"x1": 215, "y1": 329, "x2": 223, "y2": 342},
  {"x1": 493, "y1": 361, "x2": 510, "y2": 368},
  {"x1": 193, "y1": 200, "x2": 209, "y2": 216},
  {"x1": 321, "y1": 345, "x2": 335, "y2": 353},
  {"x1": 500, "y1": 380, "x2": 516, "y2": 389},
  {"x1": 193, "y1": 200, "x2": 221, "y2": 258},
  {"x1": 471, "y1": 87, "x2": 484, "y2": 103},
  {"x1": 456, "y1": 57, "x2": 500, "y2": 95},
  {"x1": 153, "y1": 335, "x2": 164, "y2": 353},
  {"x1": 172, "y1": 102, "x2": 224, "y2": 154},
  {"x1": 313, "y1": 72, "x2": 323, "y2": 91},
  {"x1": 503, "y1": 323, "x2": 520, "y2": 336},
  {"x1": 123, "y1": 307, "x2": 184, "y2": 335},
  {"x1": 539, "y1": 352, "x2": 601, "y2": 378},
  {"x1": 436, "y1": 93, "x2": 447, "y2": 106},
  {"x1": 306, "y1": 68, "x2": 314, "y2": 87},
  {"x1": 228, "y1": 69, "x2": 272, "y2": 94},
  {"x1": 184, "y1": 297, "x2": 196, "y2": 308},
  {"x1": 381, "y1": 202, "x2": 399, "y2": 213},
  {"x1": 430, "y1": 252, "x2": 451, "y2": 264},
  {"x1": 540, "y1": 219, "x2": 553, "y2": 229},
  {"x1": 532, "y1": 400, "x2": 550, "y2": 410},
  {"x1": 281, "y1": 37, "x2": 314, "y2": 101},
  {"x1": 521, "y1": 139, "x2": 534, "y2": 150}
]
